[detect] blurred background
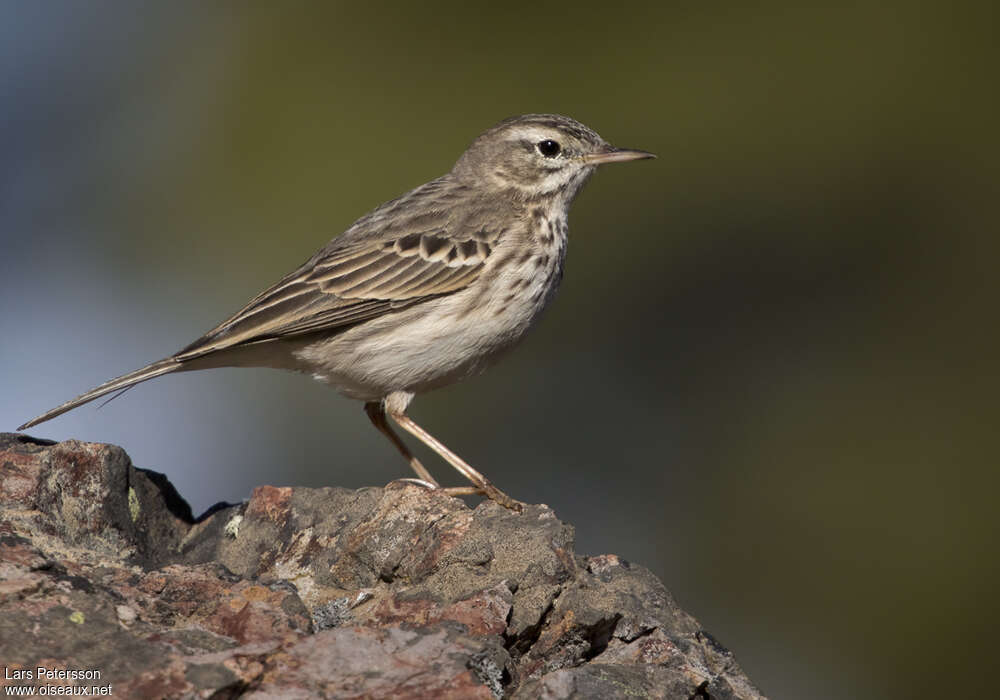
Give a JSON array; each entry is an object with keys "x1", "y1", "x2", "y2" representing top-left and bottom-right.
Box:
[{"x1": 1, "y1": 2, "x2": 997, "y2": 697}]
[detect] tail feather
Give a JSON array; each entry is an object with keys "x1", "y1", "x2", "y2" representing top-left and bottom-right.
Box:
[{"x1": 17, "y1": 358, "x2": 181, "y2": 431}]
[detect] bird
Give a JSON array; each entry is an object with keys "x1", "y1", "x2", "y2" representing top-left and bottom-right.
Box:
[{"x1": 18, "y1": 114, "x2": 654, "y2": 511}]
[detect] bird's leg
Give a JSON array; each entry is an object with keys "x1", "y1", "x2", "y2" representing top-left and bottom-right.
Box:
[
  {"x1": 365, "y1": 401, "x2": 486, "y2": 498},
  {"x1": 364, "y1": 402, "x2": 440, "y2": 487},
  {"x1": 386, "y1": 408, "x2": 524, "y2": 512},
  {"x1": 441, "y1": 486, "x2": 486, "y2": 496}
]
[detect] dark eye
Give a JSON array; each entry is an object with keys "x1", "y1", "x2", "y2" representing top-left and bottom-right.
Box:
[{"x1": 536, "y1": 140, "x2": 561, "y2": 157}]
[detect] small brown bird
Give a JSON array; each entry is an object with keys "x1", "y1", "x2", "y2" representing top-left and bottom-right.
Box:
[{"x1": 19, "y1": 114, "x2": 654, "y2": 510}]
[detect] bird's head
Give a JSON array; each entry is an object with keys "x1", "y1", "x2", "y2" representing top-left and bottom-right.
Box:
[{"x1": 452, "y1": 114, "x2": 654, "y2": 203}]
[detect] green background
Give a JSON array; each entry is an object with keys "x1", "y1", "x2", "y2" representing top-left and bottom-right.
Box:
[{"x1": 2, "y1": 3, "x2": 997, "y2": 698}]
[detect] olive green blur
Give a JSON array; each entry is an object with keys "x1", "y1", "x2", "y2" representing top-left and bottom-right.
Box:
[{"x1": 2, "y1": 3, "x2": 996, "y2": 699}]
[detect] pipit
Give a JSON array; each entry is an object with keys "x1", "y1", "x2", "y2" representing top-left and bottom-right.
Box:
[{"x1": 18, "y1": 114, "x2": 654, "y2": 510}]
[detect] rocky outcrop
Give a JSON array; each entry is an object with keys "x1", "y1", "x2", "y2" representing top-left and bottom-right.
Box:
[{"x1": 0, "y1": 433, "x2": 764, "y2": 698}]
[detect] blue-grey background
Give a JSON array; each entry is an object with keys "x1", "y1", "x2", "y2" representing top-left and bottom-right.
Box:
[{"x1": 2, "y1": 3, "x2": 997, "y2": 698}]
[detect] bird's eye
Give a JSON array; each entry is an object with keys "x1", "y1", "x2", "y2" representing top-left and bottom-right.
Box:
[{"x1": 536, "y1": 140, "x2": 561, "y2": 158}]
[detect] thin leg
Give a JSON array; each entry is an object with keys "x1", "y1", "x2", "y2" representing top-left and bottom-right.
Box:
[
  {"x1": 386, "y1": 408, "x2": 524, "y2": 512},
  {"x1": 442, "y1": 486, "x2": 484, "y2": 496},
  {"x1": 364, "y1": 402, "x2": 440, "y2": 487}
]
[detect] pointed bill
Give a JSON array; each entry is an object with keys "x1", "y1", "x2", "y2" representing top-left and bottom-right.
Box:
[{"x1": 582, "y1": 147, "x2": 656, "y2": 165}]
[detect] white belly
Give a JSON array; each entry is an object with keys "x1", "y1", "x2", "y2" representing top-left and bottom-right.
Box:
[{"x1": 294, "y1": 237, "x2": 566, "y2": 401}]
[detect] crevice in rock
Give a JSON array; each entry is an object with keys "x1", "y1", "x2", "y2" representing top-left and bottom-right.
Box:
[
  {"x1": 204, "y1": 680, "x2": 248, "y2": 699},
  {"x1": 205, "y1": 659, "x2": 270, "y2": 700},
  {"x1": 689, "y1": 680, "x2": 712, "y2": 699},
  {"x1": 503, "y1": 590, "x2": 561, "y2": 658},
  {"x1": 379, "y1": 558, "x2": 404, "y2": 584},
  {"x1": 580, "y1": 613, "x2": 622, "y2": 661}
]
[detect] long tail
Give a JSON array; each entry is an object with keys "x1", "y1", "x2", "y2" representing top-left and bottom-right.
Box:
[{"x1": 17, "y1": 358, "x2": 182, "y2": 431}]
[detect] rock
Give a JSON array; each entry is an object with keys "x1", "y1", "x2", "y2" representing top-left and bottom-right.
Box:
[{"x1": 0, "y1": 433, "x2": 765, "y2": 698}]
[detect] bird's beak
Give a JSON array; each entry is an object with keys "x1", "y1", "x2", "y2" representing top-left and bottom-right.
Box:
[{"x1": 581, "y1": 147, "x2": 656, "y2": 165}]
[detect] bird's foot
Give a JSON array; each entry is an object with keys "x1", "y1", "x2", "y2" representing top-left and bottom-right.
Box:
[
  {"x1": 443, "y1": 484, "x2": 524, "y2": 512},
  {"x1": 387, "y1": 477, "x2": 438, "y2": 490},
  {"x1": 389, "y1": 479, "x2": 524, "y2": 512}
]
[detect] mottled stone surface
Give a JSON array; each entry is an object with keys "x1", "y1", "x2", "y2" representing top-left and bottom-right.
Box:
[{"x1": 0, "y1": 433, "x2": 765, "y2": 698}]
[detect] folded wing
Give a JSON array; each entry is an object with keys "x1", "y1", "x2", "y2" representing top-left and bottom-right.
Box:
[{"x1": 176, "y1": 230, "x2": 495, "y2": 360}]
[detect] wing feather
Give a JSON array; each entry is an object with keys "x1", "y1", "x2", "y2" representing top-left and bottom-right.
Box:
[{"x1": 175, "y1": 227, "x2": 498, "y2": 360}]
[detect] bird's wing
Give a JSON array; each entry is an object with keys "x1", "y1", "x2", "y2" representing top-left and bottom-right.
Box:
[{"x1": 175, "y1": 228, "x2": 496, "y2": 360}]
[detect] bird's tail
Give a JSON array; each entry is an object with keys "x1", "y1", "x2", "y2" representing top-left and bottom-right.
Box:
[{"x1": 17, "y1": 358, "x2": 182, "y2": 431}]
